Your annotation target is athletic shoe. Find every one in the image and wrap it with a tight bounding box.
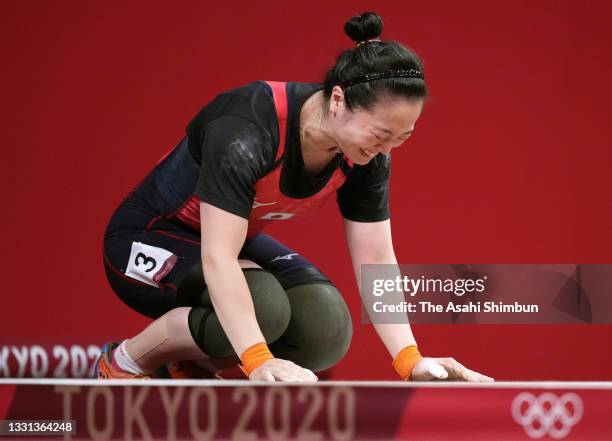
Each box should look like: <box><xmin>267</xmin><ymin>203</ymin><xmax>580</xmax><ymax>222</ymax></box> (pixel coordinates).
<box><xmin>94</xmin><ymin>342</ymin><xmax>150</xmax><ymax>379</ymax></box>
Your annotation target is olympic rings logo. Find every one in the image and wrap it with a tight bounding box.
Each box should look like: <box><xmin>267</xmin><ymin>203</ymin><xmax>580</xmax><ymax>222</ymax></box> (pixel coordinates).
<box><xmin>511</xmin><ymin>392</ymin><xmax>583</xmax><ymax>439</ymax></box>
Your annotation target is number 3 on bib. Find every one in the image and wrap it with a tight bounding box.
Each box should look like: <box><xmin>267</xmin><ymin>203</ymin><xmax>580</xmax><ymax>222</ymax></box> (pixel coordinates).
<box><xmin>125</xmin><ymin>241</ymin><xmax>178</xmax><ymax>287</ymax></box>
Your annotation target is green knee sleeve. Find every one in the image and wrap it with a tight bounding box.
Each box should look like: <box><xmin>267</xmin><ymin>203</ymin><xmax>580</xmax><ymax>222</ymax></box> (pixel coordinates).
<box><xmin>269</xmin><ymin>283</ymin><xmax>352</xmax><ymax>372</ymax></box>
<box><xmin>188</xmin><ymin>269</ymin><xmax>291</xmax><ymax>357</ymax></box>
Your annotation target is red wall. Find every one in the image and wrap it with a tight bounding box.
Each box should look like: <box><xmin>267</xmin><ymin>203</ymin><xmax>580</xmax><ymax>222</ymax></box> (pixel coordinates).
<box><xmin>1</xmin><ymin>0</ymin><xmax>611</xmax><ymax>380</ymax></box>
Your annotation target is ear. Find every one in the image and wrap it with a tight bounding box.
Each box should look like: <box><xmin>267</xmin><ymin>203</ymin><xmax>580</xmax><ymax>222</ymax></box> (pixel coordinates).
<box><xmin>329</xmin><ymin>85</ymin><xmax>345</xmax><ymax>116</ymax></box>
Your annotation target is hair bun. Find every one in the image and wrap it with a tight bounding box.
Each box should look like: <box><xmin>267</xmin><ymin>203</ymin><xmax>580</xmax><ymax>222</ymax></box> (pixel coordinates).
<box><xmin>344</xmin><ymin>11</ymin><xmax>383</xmax><ymax>43</ymax></box>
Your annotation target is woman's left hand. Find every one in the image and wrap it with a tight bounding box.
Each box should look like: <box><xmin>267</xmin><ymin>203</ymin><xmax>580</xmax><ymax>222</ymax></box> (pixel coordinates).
<box><xmin>411</xmin><ymin>357</ymin><xmax>494</xmax><ymax>382</ymax></box>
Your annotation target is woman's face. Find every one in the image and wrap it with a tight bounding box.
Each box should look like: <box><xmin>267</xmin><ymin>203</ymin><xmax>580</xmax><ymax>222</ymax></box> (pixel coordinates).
<box><xmin>328</xmin><ymin>86</ymin><xmax>424</xmax><ymax>165</ymax></box>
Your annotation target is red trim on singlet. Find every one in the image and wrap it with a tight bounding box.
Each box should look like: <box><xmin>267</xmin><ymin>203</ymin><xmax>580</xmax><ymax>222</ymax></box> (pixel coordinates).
<box><xmin>267</xmin><ymin>81</ymin><xmax>288</xmax><ymax>162</ymax></box>
<box><xmin>150</xmin><ymin>229</ymin><xmax>201</xmax><ymax>245</ymax></box>
<box><xmin>174</xmin><ymin>195</ymin><xmax>201</xmax><ymax>231</ymax></box>
<box><xmin>145</xmin><ymin>215</ymin><xmax>163</xmax><ymax>231</ymax></box>
<box><xmin>164</xmin><ymin>282</ymin><xmax>179</xmax><ymax>291</ymax></box>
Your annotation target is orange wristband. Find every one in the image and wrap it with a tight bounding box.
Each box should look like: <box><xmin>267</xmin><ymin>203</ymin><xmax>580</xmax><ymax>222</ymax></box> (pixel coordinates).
<box><xmin>239</xmin><ymin>342</ymin><xmax>274</xmax><ymax>377</ymax></box>
<box><xmin>392</xmin><ymin>345</ymin><xmax>423</xmax><ymax>380</ymax></box>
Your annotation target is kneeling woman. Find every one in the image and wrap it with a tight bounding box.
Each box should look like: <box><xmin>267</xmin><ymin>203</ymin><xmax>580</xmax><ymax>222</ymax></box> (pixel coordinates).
<box><xmin>97</xmin><ymin>12</ymin><xmax>493</xmax><ymax>383</ymax></box>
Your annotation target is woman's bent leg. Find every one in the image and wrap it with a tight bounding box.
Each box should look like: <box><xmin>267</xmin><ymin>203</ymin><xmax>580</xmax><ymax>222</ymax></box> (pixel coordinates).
<box><xmin>240</xmin><ymin>233</ymin><xmax>353</xmax><ymax>373</ymax></box>
<box><xmin>123</xmin><ymin>307</ymin><xmax>206</xmax><ymax>372</ymax></box>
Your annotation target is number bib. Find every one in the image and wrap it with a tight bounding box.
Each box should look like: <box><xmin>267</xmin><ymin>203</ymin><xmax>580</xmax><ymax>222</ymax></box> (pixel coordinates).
<box><xmin>125</xmin><ymin>241</ymin><xmax>178</xmax><ymax>287</ymax></box>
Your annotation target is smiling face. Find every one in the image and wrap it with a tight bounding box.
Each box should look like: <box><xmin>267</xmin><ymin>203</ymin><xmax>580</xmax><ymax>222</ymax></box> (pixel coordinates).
<box><xmin>327</xmin><ymin>86</ymin><xmax>424</xmax><ymax>165</ymax></box>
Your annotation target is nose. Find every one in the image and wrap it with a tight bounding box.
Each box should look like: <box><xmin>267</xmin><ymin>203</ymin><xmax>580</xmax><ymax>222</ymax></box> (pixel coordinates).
<box><xmin>375</xmin><ymin>143</ymin><xmax>393</xmax><ymax>155</ymax></box>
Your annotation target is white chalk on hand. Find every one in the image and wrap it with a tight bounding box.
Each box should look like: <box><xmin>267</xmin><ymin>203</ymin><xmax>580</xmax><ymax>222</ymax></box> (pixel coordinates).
<box><xmin>427</xmin><ymin>360</ymin><xmax>448</xmax><ymax>379</ymax></box>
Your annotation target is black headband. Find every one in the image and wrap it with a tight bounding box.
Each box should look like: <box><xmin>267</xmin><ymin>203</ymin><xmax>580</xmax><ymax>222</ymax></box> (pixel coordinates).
<box><xmin>339</xmin><ymin>68</ymin><xmax>425</xmax><ymax>89</ymax></box>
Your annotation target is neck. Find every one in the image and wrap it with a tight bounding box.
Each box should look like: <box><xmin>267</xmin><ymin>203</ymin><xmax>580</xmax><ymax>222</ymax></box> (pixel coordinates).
<box><xmin>299</xmin><ymin>91</ymin><xmax>339</xmax><ymax>156</ymax></box>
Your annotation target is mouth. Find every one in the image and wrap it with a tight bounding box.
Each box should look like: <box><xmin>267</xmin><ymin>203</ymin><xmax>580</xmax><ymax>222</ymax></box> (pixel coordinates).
<box><xmin>359</xmin><ymin>148</ymin><xmax>376</xmax><ymax>160</ymax></box>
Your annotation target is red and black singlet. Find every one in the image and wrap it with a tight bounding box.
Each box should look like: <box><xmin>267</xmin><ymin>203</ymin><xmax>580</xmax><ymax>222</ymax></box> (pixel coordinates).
<box><xmin>144</xmin><ymin>81</ymin><xmax>391</xmax><ymax>236</ymax></box>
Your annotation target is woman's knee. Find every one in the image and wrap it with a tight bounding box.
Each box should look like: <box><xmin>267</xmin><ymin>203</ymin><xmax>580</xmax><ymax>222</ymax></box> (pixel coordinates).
<box><xmin>245</xmin><ymin>269</ymin><xmax>291</xmax><ymax>341</ymax></box>
<box><xmin>271</xmin><ymin>283</ymin><xmax>353</xmax><ymax>372</ymax></box>
<box><xmin>187</xmin><ymin>269</ymin><xmax>291</xmax><ymax>357</ymax></box>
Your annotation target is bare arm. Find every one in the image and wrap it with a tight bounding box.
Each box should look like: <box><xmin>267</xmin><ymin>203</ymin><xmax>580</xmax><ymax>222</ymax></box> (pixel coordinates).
<box><xmin>199</xmin><ymin>202</ymin><xmax>265</xmax><ymax>357</ymax></box>
<box><xmin>199</xmin><ymin>202</ymin><xmax>317</xmax><ymax>382</ymax></box>
<box><xmin>343</xmin><ymin>218</ymin><xmax>416</xmax><ymax>359</ymax></box>
<box><xmin>344</xmin><ymin>217</ymin><xmax>493</xmax><ymax>382</ymax></box>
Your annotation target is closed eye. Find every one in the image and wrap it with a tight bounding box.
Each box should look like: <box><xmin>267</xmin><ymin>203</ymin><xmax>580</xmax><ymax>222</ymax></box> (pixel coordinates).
<box><xmin>399</xmin><ymin>134</ymin><xmax>412</xmax><ymax>141</ymax></box>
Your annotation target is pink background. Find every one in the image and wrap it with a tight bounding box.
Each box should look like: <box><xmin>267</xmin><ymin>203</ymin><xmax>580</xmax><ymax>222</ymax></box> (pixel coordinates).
<box><xmin>1</xmin><ymin>0</ymin><xmax>611</xmax><ymax>380</ymax></box>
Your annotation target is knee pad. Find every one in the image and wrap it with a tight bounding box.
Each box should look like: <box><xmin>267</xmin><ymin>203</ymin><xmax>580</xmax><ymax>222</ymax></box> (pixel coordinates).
<box><xmin>244</xmin><ymin>269</ymin><xmax>292</xmax><ymax>341</ymax></box>
<box><xmin>188</xmin><ymin>269</ymin><xmax>291</xmax><ymax>357</ymax></box>
<box><xmin>270</xmin><ymin>283</ymin><xmax>353</xmax><ymax>372</ymax></box>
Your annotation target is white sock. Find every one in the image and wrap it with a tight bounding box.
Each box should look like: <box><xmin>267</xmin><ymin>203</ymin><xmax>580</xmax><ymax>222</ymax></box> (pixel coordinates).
<box><xmin>114</xmin><ymin>340</ymin><xmax>149</xmax><ymax>375</ymax></box>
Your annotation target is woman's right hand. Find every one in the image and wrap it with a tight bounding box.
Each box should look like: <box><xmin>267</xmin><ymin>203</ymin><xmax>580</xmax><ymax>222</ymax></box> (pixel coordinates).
<box><xmin>249</xmin><ymin>358</ymin><xmax>318</xmax><ymax>382</ymax></box>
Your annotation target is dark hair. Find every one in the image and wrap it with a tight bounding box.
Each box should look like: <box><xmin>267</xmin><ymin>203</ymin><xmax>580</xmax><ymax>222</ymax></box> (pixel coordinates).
<box><xmin>324</xmin><ymin>12</ymin><xmax>427</xmax><ymax>111</ymax></box>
